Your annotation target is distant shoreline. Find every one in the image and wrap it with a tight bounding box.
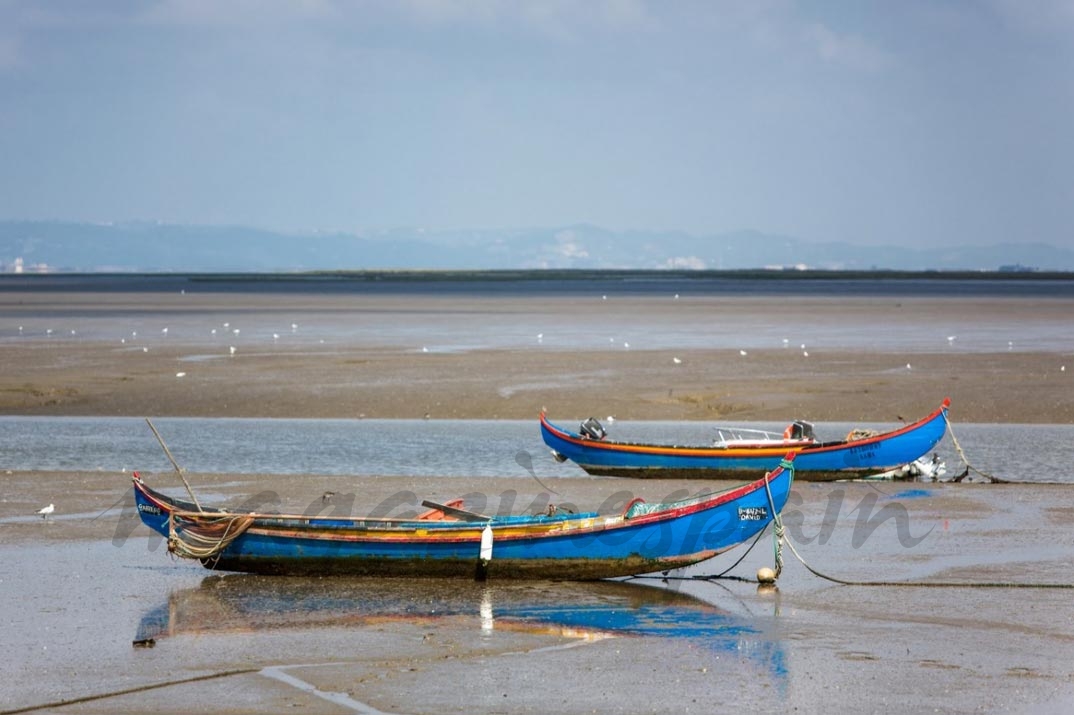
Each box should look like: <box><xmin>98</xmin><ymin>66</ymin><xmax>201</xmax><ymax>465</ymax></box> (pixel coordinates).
<box><xmin>1</xmin><ymin>268</ymin><xmax>1072</xmax><ymax>297</ymax></box>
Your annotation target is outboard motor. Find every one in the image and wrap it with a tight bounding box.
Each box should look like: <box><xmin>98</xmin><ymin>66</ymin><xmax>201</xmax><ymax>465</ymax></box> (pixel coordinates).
<box><xmin>579</xmin><ymin>417</ymin><xmax>607</xmax><ymax>440</ymax></box>
<box><xmin>787</xmin><ymin>420</ymin><xmax>816</xmax><ymax>441</ymax></box>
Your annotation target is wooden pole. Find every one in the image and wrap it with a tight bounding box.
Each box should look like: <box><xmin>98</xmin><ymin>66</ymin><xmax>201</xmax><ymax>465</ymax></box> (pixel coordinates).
<box><xmin>145</xmin><ymin>418</ymin><xmax>204</xmax><ymax>513</ymax></box>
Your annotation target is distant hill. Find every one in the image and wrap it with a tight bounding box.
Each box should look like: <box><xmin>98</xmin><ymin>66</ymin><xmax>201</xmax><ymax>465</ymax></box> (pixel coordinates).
<box><xmin>1</xmin><ymin>220</ymin><xmax>1070</xmax><ymax>272</ymax></box>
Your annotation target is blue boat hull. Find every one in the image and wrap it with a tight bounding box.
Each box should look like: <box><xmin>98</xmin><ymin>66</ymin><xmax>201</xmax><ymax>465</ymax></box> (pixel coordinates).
<box><xmin>540</xmin><ymin>400</ymin><xmax>950</xmax><ymax>481</ymax></box>
<box><xmin>132</xmin><ymin>462</ymin><xmax>794</xmax><ymax>580</ymax></box>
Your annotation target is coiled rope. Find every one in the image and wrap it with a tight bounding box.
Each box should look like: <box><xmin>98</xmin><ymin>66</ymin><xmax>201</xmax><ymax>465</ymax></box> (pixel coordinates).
<box><xmin>168</xmin><ymin>513</ymin><xmax>255</xmax><ymax>560</ymax></box>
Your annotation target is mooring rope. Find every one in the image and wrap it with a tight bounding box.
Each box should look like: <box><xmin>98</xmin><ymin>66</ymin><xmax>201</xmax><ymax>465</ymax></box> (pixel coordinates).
<box><xmin>776</xmin><ymin>533</ymin><xmax>1074</xmax><ymax>588</ymax></box>
<box><xmin>628</xmin><ymin>460</ymin><xmax>791</xmax><ymax>585</ymax></box>
<box><xmin>641</xmin><ymin>527</ymin><xmax>1074</xmax><ymax>589</ymax></box>
<box><xmin>943</xmin><ymin>412</ymin><xmax>1008</xmax><ymax>483</ymax></box>
<box><xmin>631</xmin><ymin>455</ymin><xmax>1074</xmax><ymax>589</ymax></box>
<box><xmin>0</xmin><ymin>668</ymin><xmax>260</xmax><ymax>715</ymax></box>
<box><xmin>763</xmin><ymin>462</ymin><xmax>788</xmax><ymax>579</ymax></box>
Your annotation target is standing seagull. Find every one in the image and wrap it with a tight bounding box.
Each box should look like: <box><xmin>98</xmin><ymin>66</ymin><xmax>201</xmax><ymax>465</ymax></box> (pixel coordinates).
<box><xmin>36</xmin><ymin>503</ymin><xmax>55</xmax><ymax>520</ymax></box>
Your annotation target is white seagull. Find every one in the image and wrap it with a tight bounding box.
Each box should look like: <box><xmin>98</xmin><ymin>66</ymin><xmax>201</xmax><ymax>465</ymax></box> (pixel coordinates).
<box><xmin>36</xmin><ymin>503</ymin><xmax>55</xmax><ymax>519</ymax></box>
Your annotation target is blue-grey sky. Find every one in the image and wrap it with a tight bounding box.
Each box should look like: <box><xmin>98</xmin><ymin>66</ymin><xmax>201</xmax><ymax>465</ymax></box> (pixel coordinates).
<box><xmin>1</xmin><ymin>1</ymin><xmax>1071</xmax><ymax>248</ymax></box>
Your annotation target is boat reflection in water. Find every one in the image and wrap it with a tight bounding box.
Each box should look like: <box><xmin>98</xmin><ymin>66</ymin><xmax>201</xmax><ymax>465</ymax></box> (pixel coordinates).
<box><xmin>135</xmin><ymin>575</ymin><xmax>786</xmax><ymax>680</ymax></box>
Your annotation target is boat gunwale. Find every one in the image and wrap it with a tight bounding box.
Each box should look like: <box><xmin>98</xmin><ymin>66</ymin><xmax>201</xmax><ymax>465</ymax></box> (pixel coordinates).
<box><xmin>133</xmin><ymin>460</ymin><xmax>792</xmax><ymax>543</ymax></box>
<box><xmin>539</xmin><ymin>398</ymin><xmax>950</xmax><ymax>459</ymax></box>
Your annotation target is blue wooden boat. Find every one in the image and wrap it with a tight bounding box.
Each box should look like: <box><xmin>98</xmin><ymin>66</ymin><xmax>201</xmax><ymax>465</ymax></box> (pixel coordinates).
<box><xmin>131</xmin><ymin>456</ymin><xmax>794</xmax><ymax>580</ymax></box>
<box><xmin>540</xmin><ymin>399</ymin><xmax>950</xmax><ymax>481</ymax></box>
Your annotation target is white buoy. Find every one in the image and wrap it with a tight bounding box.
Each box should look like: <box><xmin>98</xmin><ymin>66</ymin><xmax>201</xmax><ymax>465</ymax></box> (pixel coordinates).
<box><xmin>757</xmin><ymin>566</ymin><xmax>777</xmax><ymax>584</ymax></box>
<box><xmin>480</xmin><ymin>524</ymin><xmax>494</xmax><ymax>563</ymax></box>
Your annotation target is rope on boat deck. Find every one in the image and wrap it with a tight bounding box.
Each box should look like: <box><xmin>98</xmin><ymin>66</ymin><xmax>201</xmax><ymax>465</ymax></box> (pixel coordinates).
<box><xmin>942</xmin><ymin>412</ymin><xmax>1008</xmax><ymax>483</ymax></box>
<box><xmin>168</xmin><ymin>513</ymin><xmax>255</xmax><ymax>560</ymax></box>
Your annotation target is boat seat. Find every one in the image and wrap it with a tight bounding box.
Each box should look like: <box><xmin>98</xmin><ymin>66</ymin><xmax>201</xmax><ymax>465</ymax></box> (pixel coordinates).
<box><xmin>419</xmin><ymin>499</ymin><xmax>490</xmax><ymax>522</ymax></box>
<box><xmin>416</xmin><ymin>498</ymin><xmax>466</xmax><ymax>521</ymax></box>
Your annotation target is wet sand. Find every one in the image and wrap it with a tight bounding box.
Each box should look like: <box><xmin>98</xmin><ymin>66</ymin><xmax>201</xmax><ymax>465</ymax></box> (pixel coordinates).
<box><xmin>2</xmin><ymin>470</ymin><xmax>1074</xmax><ymax>713</ymax></box>
<box><xmin>0</xmin><ymin>290</ymin><xmax>1071</xmax><ymax>423</ymax></box>
<box><xmin>2</xmin><ymin>286</ymin><xmax>1074</xmax><ymax>713</ymax></box>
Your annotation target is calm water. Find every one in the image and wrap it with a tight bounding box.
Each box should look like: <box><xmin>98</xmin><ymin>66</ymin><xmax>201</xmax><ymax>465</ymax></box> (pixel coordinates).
<box><xmin>1</xmin><ymin>416</ymin><xmax>1069</xmax><ymax>484</ymax></box>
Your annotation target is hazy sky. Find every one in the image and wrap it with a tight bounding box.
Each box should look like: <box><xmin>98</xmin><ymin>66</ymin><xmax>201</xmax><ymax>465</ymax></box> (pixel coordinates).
<box><xmin>1</xmin><ymin>1</ymin><xmax>1071</xmax><ymax>248</ymax></box>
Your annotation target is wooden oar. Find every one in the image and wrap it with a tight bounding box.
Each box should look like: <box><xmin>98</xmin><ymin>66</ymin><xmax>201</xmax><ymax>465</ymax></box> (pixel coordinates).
<box><xmin>145</xmin><ymin>417</ymin><xmax>204</xmax><ymax>513</ymax></box>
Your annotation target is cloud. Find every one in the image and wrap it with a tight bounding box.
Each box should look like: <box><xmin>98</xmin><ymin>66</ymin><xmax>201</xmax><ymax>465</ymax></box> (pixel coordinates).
<box><xmin>804</xmin><ymin>21</ymin><xmax>893</xmax><ymax>72</ymax></box>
